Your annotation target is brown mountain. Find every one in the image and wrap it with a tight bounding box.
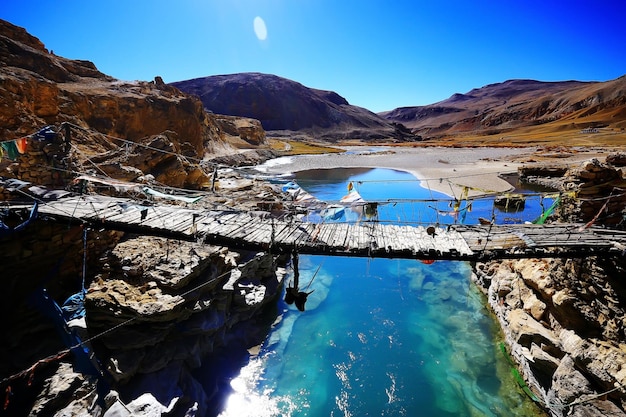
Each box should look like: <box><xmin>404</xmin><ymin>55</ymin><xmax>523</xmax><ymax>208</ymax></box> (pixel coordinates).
<box><xmin>171</xmin><ymin>73</ymin><xmax>417</xmax><ymax>142</ymax></box>
<box><xmin>381</xmin><ymin>77</ymin><xmax>626</xmax><ymax>143</ymax></box>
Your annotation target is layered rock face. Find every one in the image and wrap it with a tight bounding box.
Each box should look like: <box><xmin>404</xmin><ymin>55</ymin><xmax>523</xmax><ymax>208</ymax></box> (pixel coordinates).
<box><xmin>4</xmin><ymin>230</ymin><xmax>287</xmax><ymax>417</ymax></box>
<box><xmin>0</xmin><ymin>129</ymin><xmax>288</xmax><ymax>416</ymax></box>
<box><xmin>0</xmin><ymin>19</ymin><xmax>269</xmax><ymax>168</ymax></box>
<box><xmin>84</xmin><ymin>237</ymin><xmax>287</xmax><ymax>415</ymax></box>
<box><xmin>474</xmin><ymin>257</ymin><xmax>626</xmax><ymax>417</ymax></box>
<box><xmin>473</xmin><ymin>156</ymin><xmax>626</xmax><ymax>416</ymax></box>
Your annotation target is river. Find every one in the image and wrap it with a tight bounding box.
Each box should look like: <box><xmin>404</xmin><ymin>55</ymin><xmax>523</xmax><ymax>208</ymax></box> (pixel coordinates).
<box><xmin>214</xmin><ymin>166</ymin><xmax>548</xmax><ymax>416</ymax></box>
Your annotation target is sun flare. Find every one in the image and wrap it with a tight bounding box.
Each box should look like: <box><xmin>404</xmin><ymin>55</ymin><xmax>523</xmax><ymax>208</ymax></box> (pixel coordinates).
<box><xmin>253</xmin><ymin>16</ymin><xmax>267</xmax><ymax>41</ymax></box>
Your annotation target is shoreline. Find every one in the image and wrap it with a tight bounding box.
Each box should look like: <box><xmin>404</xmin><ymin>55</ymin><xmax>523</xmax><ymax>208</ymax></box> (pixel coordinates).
<box><xmin>258</xmin><ymin>146</ymin><xmax>528</xmax><ymax>197</ymax></box>
<box><xmin>258</xmin><ymin>145</ymin><xmax>611</xmax><ymax>197</ymax></box>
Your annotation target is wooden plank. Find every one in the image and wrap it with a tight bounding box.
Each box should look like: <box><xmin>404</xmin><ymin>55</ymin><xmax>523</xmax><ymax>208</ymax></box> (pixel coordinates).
<box><xmin>385</xmin><ymin>224</ymin><xmax>398</xmax><ymax>251</ymax></box>
<box><xmin>370</xmin><ymin>223</ymin><xmax>382</xmax><ymax>252</ymax></box>
<box><xmin>323</xmin><ymin>223</ymin><xmax>340</xmax><ymax>247</ymax></box>
<box><xmin>272</xmin><ymin>220</ymin><xmax>298</xmax><ymax>242</ymax></box>
<box><xmin>246</xmin><ymin>223</ymin><xmax>273</xmax><ymax>244</ymax></box>
<box><xmin>293</xmin><ymin>223</ymin><xmax>316</xmax><ymax>248</ymax></box>
<box><xmin>401</xmin><ymin>226</ymin><xmax>415</xmax><ymax>255</ymax></box>
<box><xmin>200</xmin><ymin>213</ymin><xmax>242</xmax><ymax>234</ymax></box>
<box><xmin>222</xmin><ymin>216</ymin><xmax>261</xmax><ymax>239</ymax></box>
<box><xmin>343</xmin><ymin>224</ymin><xmax>355</xmax><ymax>250</ymax></box>
<box><xmin>10</xmin><ymin>196</ymin><xmax>626</xmax><ymax>260</ymax></box>
<box><xmin>143</xmin><ymin>208</ymin><xmax>186</xmax><ymax>230</ymax></box>
<box><xmin>357</xmin><ymin>223</ymin><xmax>367</xmax><ymax>250</ymax></box>
<box><xmin>415</xmin><ymin>226</ymin><xmax>432</xmax><ymax>252</ymax></box>
<box><xmin>163</xmin><ymin>210</ymin><xmax>202</xmax><ymax>232</ymax></box>
<box><xmin>392</xmin><ymin>225</ymin><xmax>406</xmax><ymax>251</ymax></box>
<box><xmin>314</xmin><ymin>223</ymin><xmax>333</xmax><ymax>247</ymax></box>
<box><xmin>282</xmin><ymin>223</ymin><xmax>312</xmax><ymax>246</ymax></box>
<box><xmin>86</xmin><ymin>202</ymin><xmax>126</xmax><ymax>220</ymax></box>
<box><xmin>281</xmin><ymin>223</ymin><xmax>302</xmax><ymax>246</ymax></box>
<box><xmin>334</xmin><ymin>223</ymin><xmax>350</xmax><ymax>249</ymax></box>
<box><xmin>329</xmin><ymin>223</ymin><xmax>349</xmax><ymax>249</ymax></box>
<box><xmin>405</xmin><ymin>226</ymin><xmax>421</xmax><ymax>253</ymax></box>
<box><xmin>368</xmin><ymin>223</ymin><xmax>379</xmax><ymax>246</ymax></box>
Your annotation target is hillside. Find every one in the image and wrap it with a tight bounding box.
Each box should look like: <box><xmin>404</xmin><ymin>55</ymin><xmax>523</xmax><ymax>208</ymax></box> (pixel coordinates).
<box><xmin>0</xmin><ymin>19</ymin><xmax>269</xmax><ymax>183</ymax></box>
<box><xmin>171</xmin><ymin>72</ymin><xmax>417</xmax><ymax>142</ymax></box>
<box><xmin>381</xmin><ymin>77</ymin><xmax>626</xmax><ymax>145</ymax></box>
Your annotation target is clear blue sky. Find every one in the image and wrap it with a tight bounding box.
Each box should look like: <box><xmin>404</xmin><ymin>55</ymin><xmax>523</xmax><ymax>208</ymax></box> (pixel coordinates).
<box><xmin>2</xmin><ymin>0</ymin><xmax>625</xmax><ymax>113</ymax></box>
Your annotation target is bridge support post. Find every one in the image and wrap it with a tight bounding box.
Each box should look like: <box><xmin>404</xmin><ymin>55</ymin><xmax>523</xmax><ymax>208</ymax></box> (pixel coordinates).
<box><xmin>285</xmin><ymin>251</ymin><xmax>299</xmax><ymax>305</ymax></box>
<box><xmin>211</xmin><ymin>166</ymin><xmax>218</xmax><ymax>193</ymax></box>
<box><xmin>63</xmin><ymin>122</ymin><xmax>71</xmax><ymax>153</ymax></box>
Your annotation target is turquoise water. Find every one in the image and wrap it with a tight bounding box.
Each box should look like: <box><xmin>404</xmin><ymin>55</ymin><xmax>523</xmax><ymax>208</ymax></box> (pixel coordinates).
<box><xmin>293</xmin><ymin>167</ymin><xmax>554</xmax><ymax>226</ymax></box>
<box><xmin>218</xmin><ymin>168</ymin><xmax>546</xmax><ymax>417</ymax></box>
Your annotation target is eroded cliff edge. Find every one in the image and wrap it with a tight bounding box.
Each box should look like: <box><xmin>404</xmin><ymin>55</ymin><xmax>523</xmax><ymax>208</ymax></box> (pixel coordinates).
<box><xmin>472</xmin><ymin>156</ymin><xmax>626</xmax><ymax>417</ymax></box>
<box><xmin>1</xmin><ymin>18</ymin><xmax>285</xmax><ymax>417</ymax></box>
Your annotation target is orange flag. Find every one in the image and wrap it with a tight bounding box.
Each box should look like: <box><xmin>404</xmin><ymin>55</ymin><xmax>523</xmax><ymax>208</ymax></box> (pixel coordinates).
<box><xmin>15</xmin><ymin>137</ymin><xmax>27</xmax><ymax>154</ymax></box>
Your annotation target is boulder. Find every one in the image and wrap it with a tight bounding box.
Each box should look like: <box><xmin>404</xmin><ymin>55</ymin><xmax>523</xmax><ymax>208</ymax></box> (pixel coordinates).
<box><xmin>214</xmin><ymin>115</ymin><xmax>267</xmax><ymax>148</ymax></box>
<box><xmin>606</xmin><ymin>152</ymin><xmax>626</xmax><ymax>167</ymax></box>
<box><xmin>528</xmin><ymin>343</ymin><xmax>560</xmax><ymax>383</ymax></box>
<box><xmin>516</xmin><ymin>259</ymin><xmax>556</xmax><ymax>299</ymax></box>
<box><xmin>29</xmin><ymin>362</ymin><xmax>100</xmax><ymax>417</ymax></box>
<box><xmin>507</xmin><ymin>309</ymin><xmax>560</xmax><ymax>350</ymax></box>
<box><xmin>548</xmin><ymin>355</ymin><xmax>626</xmax><ymax>417</ymax></box>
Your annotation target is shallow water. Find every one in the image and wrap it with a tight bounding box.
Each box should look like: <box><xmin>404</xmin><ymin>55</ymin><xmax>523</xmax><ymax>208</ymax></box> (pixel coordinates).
<box><xmin>293</xmin><ymin>167</ymin><xmax>554</xmax><ymax>226</ymax></box>
<box><xmin>217</xmin><ymin>168</ymin><xmax>547</xmax><ymax>417</ymax></box>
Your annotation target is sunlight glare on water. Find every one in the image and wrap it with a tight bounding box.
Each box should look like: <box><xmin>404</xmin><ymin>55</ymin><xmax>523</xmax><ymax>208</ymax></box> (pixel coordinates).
<box><xmin>218</xmin><ymin>167</ymin><xmax>546</xmax><ymax>417</ymax></box>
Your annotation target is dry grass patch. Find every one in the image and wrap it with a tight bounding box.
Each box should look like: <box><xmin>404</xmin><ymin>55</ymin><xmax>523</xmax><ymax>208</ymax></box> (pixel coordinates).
<box><xmin>405</xmin><ymin>125</ymin><xmax>626</xmax><ymax>148</ymax></box>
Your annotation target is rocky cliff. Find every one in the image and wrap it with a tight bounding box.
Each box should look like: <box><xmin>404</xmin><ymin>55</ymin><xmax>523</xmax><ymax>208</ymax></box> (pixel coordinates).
<box><xmin>0</xmin><ymin>129</ymin><xmax>290</xmax><ymax>417</ymax></box>
<box><xmin>472</xmin><ymin>156</ymin><xmax>626</xmax><ymax>417</ymax></box>
<box><xmin>0</xmin><ymin>19</ymin><xmax>283</xmax><ymax>417</ymax></box>
<box><xmin>1</xmin><ymin>219</ymin><xmax>288</xmax><ymax>417</ymax></box>
<box><xmin>0</xmin><ymin>18</ymin><xmax>270</xmax><ymax>188</ymax></box>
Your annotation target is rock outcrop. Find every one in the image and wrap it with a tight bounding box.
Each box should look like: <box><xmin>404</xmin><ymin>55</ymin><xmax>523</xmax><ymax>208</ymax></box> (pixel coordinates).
<box><xmin>473</xmin><ymin>155</ymin><xmax>626</xmax><ymax>416</ymax></box>
<box><xmin>473</xmin><ymin>257</ymin><xmax>626</xmax><ymax>417</ymax></box>
<box><xmin>0</xmin><ymin>117</ymin><xmax>288</xmax><ymax>416</ymax></box>
<box><xmin>85</xmin><ymin>237</ymin><xmax>287</xmax><ymax>406</ymax></box>
<box><xmin>0</xmin><ymin>19</ymin><xmax>269</xmax><ymax>177</ymax></box>
<box><xmin>519</xmin><ymin>154</ymin><xmax>626</xmax><ymax>227</ymax></box>
<box><xmin>1</xmin><ymin>188</ymin><xmax>290</xmax><ymax>417</ymax></box>
<box><xmin>0</xmin><ymin>19</ymin><xmax>283</xmax><ymax>417</ymax></box>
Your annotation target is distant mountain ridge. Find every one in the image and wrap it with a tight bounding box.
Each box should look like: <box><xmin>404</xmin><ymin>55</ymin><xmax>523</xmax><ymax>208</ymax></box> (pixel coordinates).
<box><xmin>380</xmin><ymin>77</ymin><xmax>626</xmax><ymax>139</ymax></box>
<box><xmin>171</xmin><ymin>73</ymin><xmax>416</xmax><ymax>142</ymax></box>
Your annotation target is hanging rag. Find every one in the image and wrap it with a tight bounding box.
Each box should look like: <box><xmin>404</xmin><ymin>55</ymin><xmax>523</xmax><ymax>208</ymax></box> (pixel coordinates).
<box><xmin>0</xmin><ymin>202</ymin><xmax>38</xmax><ymax>237</ymax></box>
<box><xmin>15</xmin><ymin>137</ymin><xmax>28</xmax><ymax>154</ymax></box>
<box><xmin>533</xmin><ymin>196</ymin><xmax>561</xmax><ymax>224</ymax></box>
<box><xmin>34</xmin><ymin>126</ymin><xmax>57</xmax><ymax>141</ymax></box>
<box><xmin>282</xmin><ymin>181</ymin><xmax>300</xmax><ymax>192</ymax></box>
<box><xmin>143</xmin><ymin>187</ymin><xmax>203</xmax><ymax>203</ymax></box>
<box><xmin>0</xmin><ymin>141</ymin><xmax>19</xmax><ymax>160</ymax></box>
<box><xmin>62</xmin><ymin>292</ymin><xmax>86</xmax><ymax>322</ymax></box>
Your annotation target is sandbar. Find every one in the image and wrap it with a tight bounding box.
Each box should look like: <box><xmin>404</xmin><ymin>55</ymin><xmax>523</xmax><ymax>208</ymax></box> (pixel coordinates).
<box><xmin>258</xmin><ymin>146</ymin><xmax>610</xmax><ymax>197</ymax></box>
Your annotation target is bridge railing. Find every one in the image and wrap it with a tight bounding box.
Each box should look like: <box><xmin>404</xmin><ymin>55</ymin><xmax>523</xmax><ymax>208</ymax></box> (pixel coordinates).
<box><xmin>279</xmin><ymin>192</ymin><xmax>562</xmax><ymax>228</ymax></box>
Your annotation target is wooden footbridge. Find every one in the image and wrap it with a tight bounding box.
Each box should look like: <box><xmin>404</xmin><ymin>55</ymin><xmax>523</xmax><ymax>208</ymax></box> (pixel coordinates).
<box><xmin>10</xmin><ymin>194</ymin><xmax>626</xmax><ymax>261</ymax></box>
